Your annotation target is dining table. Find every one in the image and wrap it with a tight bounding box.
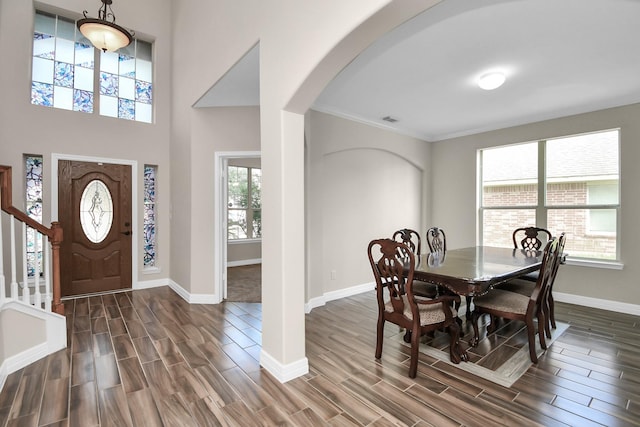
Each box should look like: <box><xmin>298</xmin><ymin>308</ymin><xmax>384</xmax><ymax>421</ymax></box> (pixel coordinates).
<box><xmin>415</xmin><ymin>245</ymin><xmax>544</xmax><ymax>324</ymax></box>
<box><xmin>414</xmin><ymin>246</ymin><xmax>544</xmax><ymax>297</ymax></box>
<box><xmin>411</xmin><ymin>246</ymin><xmax>544</xmax><ymax>363</ymax></box>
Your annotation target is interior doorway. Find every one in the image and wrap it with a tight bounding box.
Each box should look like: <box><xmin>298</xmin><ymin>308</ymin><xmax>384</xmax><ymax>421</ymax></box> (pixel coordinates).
<box><xmin>214</xmin><ymin>151</ymin><xmax>261</xmax><ymax>302</ymax></box>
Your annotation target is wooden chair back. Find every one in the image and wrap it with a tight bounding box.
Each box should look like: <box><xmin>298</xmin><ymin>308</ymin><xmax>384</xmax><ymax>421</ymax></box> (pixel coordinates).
<box><xmin>369</xmin><ymin>238</ymin><xmax>416</xmax><ymax>320</ymax></box>
<box><xmin>426</xmin><ymin>227</ymin><xmax>446</xmax><ymax>256</ymax></box>
<box><xmin>392</xmin><ymin>228</ymin><xmax>421</xmax><ymax>256</ymax></box>
<box><xmin>513</xmin><ymin>226</ymin><xmax>552</xmax><ymax>251</ymax></box>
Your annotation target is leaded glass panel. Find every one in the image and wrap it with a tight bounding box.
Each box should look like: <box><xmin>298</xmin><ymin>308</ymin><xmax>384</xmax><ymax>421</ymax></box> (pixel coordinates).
<box><xmin>74</xmin><ymin>90</ymin><xmax>93</xmax><ymax>113</ymax></box>
<box><xmin>53</xmin><ymin>86</ymin><xmax>73</xmax><ymax>110</ymax></box>
<box><xmin>99</xmin><ymin>40</ymin><xmax>153</xmax><ymax>123</ymax></box>
<box><xmin>120</xmin><ymin>77</ymin><xmax>135</xmax><ymax>100</ymax></box>
<box><xmin>119</xmin><ymin>99</ymin><xmax>135</xmax><ymax>120</ymax></box>
<box><xmin>31</xmin><ymin>82</ymin><xmax>53</xmax><ymax>107</ymax></box>
<box><xmin>136</xmin><ymin>81</ymin><xmax>152</xmax><ymax>103</ymax></box>
<box><xmin>32</xmin><ymin>57</ymin><xmax>54</xmax><ymax>84</ymax></box>
<box><xmin>80</xmin><ymin>180</ymin><xmax>114</xmax><ymax>244</ymax></box>
<box><xmin>100</xmin><ymin>72</ymin><xmax>118</xmax><ymax>96</ymax></box>
<box><xmin>31</xmin><ymin>11</ymin><xmax>92</xmax><ymax>113</ymax></box>
<box><xmin>74</xmin><ymin>66</ymin><xmax>93</xmax><ymax>91</ymax></box>
<box><xmin>33</xmin><ymin>34</ymin><xmax>55</xmax><ymax>59</ymax></box>
<box><xmin>25</xmin><ymin>156</ymin><xmax>44</xmax><ymax>277</ymax></box>
<box><xmin>75</xmin><ymin>42</ymin><xmax>94</xmax><ymax>68</ymax></box>
<box><xmin>100</xmin><ymin>95</ymin><xmax>118</xmax><ymax>118</ymax></box>
<box><xmin>136</xmin><ymin>103</ymin><xmax>152</xmax><ymax>123</ymax></box>
<box><xmin>143</xmin><ymin>165</ymin><xmax>157</xmax><ymax>267</ymax></box>
<box><xmin>54</xmin><ymin>62</ymin><xmax>74</xmax><ymax>87</ymax></box>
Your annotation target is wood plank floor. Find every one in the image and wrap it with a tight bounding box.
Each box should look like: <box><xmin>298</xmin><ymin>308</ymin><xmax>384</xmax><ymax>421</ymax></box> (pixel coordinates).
<box><xmin>1</xmin><ymin>286</ymin><xmax>639</xmax><ymax>426</ymax></box>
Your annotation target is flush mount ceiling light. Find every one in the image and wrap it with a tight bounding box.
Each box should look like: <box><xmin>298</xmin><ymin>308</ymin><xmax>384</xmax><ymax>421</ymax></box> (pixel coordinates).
<box><xmin>77</xmin><ymin>0</ymin><xmax>133</xmax><ymax>52</ymax></box>
<box><xmin>478</xmin><ymin>71</ymin><xmax>506</xmax><ymax>90</ymax></box>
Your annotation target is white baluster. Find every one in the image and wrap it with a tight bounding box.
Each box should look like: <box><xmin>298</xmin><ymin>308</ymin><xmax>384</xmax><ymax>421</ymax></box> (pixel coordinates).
<box><xmin>0</xmin><ymin>211</ymin><xmax>5</xmax><ymax>304</ymax></box>
<box><xmin>34</xmin><ymin>230</ymin><xmax>42</xmax><ymax>308</ymax></box>
<box><xmin>10</xmin><ymin>216</ymin><xmax>18</xmax><ymax>299</ymax></box>
<box><xmin>44</xmin><ymin>235</ymin><xmax>52</xmax><ymax>312</ymax></box>
<box><xmin>22</xmin><ymin>222</ymin><xmax>30</xmax><ymax>304</ymax></box>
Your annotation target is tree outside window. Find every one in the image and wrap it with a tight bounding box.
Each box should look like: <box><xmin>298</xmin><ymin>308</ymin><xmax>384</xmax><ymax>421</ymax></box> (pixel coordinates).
<box><xmin>228</xmin><ymin>166</ymin><xmax>261</xmax><ymax>240</ymax></box>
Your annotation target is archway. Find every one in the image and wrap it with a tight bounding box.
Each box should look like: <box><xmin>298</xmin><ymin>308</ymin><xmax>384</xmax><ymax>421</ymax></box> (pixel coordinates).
<box><xmin>259</xmin><ymin>0</ymin><xmax>443</xmax><ymax>382</ymax></box>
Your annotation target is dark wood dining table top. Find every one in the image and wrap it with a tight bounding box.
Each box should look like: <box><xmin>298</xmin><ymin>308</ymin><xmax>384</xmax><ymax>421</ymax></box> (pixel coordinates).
<box><xmin>414</xmin><ymin>246</ymin><xmax>543</xmax><ymax>297</ymax></box>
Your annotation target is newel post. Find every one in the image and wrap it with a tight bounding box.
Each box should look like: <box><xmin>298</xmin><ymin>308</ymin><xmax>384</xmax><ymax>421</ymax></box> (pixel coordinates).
<box><xmin>50</xmin><ymin>221</ymin><xmax>64</xmax><ymax>315</ymax></box>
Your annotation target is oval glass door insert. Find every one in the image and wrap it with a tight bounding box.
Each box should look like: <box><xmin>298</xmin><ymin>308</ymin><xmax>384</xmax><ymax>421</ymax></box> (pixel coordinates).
<box><xmin>80</xmin><ymin>179</ymin><xmax>114</xmax><ymax>243</ymax></box>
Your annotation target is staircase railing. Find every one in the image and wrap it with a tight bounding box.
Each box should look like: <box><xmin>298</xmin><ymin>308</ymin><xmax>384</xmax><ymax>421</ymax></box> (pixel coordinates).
<box><xmin>0</xmin><ymin>165</ymin><xmax>64</xmax><ymax>315</ymax></box>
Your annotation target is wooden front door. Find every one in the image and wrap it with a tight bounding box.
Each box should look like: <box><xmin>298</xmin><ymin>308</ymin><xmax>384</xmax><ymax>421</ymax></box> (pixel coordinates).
<box><xmin>59</xmin><ymin>160</ymin><xmax>132</xmax><ymax>297</ymax></box>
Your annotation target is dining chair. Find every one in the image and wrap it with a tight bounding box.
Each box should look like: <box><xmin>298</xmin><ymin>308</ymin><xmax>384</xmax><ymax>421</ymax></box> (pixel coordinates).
<box><xmin>426</xmin><ymin>227</ymin><xmax>446</xmax><ymax>260</ymax></box>
<box><xmin>368</xmin><ymin>238</ymin><xmax>464</xmax><ymax>377</ymax></box>
<box><xmin>513</xmin><ymin>226</ymin><xmax>553</xmax><ymax>252</ymax></box>
<box><xmin>470</xmin><ymin>237</ymin><xmax>560</xmax><ymax>363</ymax></box>
<box><xmin>502</xmin><ymin>233</ymin><xmax>566</xmax><ymax>335</ymax></box>
<box><xmin>426</xmin><ymin>226</ymin><xmax>472</xmax><ymax>318</ymax></box>
<box><xmin>392</xmin><ymin>228</ymin><xmax>438</xmax><ymax>299</ymax></box>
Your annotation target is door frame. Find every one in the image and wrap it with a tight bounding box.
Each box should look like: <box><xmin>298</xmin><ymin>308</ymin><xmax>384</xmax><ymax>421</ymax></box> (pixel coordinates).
<box><xmin>214</xmin><ymin>151</ymin><xmax>261</xmax><ymax>302</ymax></box>
<box><xmin>51</xmin><ymin>153</ymin><xmax>139</xmax><ymax>290</ymax></box>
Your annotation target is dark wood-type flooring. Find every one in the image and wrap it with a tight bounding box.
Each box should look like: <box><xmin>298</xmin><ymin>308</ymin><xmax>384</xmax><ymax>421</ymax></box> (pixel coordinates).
<box><xmin>1</xmin><ymin>287</ymin><xmax>639</xmax><ymax>426</ymax></box>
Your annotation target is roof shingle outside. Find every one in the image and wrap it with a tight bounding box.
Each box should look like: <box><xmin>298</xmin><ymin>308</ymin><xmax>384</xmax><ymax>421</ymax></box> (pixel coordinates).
<box><xmin>483</xmin><ymin>130</ymin><xmax>618</xmax><ymax>183</ymax></box>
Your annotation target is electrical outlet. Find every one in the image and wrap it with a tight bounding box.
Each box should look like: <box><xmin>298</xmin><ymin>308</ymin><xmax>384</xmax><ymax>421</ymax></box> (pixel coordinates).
<box><xmin>330</xmin><ymin>270</ymin><xmax>336</xmax><ymax>280</ymax></box>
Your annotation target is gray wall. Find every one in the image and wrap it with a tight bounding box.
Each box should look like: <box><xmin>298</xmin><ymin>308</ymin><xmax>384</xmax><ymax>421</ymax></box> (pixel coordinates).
<box><xmin>305</xmin><ymin>110</ymin><xmax>431</xmax><ymax>301</ymax></box>
<box><xmin>0</xmin><ymin>307</ymin><xmax>46</xmax><ymax>361</ymax></box>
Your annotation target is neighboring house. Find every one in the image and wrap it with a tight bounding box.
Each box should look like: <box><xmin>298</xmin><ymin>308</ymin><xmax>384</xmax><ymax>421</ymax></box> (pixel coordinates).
<box><xmin>1</xmin><ymin>0</ymin><xmax>639</xmax><ymax>390</ymax></box>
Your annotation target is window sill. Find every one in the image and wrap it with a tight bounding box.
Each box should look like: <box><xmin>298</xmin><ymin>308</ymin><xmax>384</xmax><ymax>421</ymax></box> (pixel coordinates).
<box><xmin>565</xmin><ymin>258</ymin><xmax>623</xmax><ymax>270</ymax></box>
<box><xmin>228</xmin><ymin>238</ymin><xmax>262</xmax><ymax>245</ymax></box>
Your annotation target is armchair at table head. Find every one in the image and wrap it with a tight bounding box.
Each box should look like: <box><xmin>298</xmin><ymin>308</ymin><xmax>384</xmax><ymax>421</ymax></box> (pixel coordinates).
<box><xmin>499</xmin><ymin>232</ymin><xmax>567</xmax><ymax>335</ymax></box>
<box><xmin>367</xmin><ymin>238</ymin><xmax>464</xmax><ymax>378</ymax></box>
<box><xmin>426</xmin><ymin>227</ymin><xmax>447</xmax><ymax>262</ymax></box>
<box><xmin>470</xmin><ymin>236</ymin><xmax>561</xmax><ymax>363</ymax></box>
<box><xmin>392</xmin><ymin>228</ymin><xmax>438</xmax><ymax>299</ymax></box>
<box><xmin>513</xmin><ymin>226</ymin><xmax>552</xmax><ymax>251</ymax></box>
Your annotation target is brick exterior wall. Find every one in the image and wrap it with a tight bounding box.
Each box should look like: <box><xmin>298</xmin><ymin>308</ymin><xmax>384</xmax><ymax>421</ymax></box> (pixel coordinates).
<box><xmin>483</xmin><ymin>182</ymin><xmax>616</xmax><ymax>259</ymax></box>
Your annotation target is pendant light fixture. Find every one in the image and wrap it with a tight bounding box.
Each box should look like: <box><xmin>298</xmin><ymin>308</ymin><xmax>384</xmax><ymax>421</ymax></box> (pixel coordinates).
<box><xmin>77</xmin><ymin>0</ymin><xmax>133</xmax><ymax>52</ymax></box>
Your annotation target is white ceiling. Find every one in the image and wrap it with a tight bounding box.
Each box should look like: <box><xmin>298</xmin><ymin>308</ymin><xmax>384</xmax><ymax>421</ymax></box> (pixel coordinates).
<box><xmin>195</xmin><ymin>0</ymin><xmax>640</xmax><ymax>141</ymax></box>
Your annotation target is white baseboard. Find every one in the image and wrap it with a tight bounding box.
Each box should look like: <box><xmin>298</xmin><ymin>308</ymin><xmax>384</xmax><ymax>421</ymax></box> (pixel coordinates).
<box><xmin>303</xmin><ymin>284</ymin><xmax>640</xmax><ymax>318</ymax></box>
<box><xmin>227</xmin><ymin>259</ymin><xmax>262</xmax><ymax>267</ymax></box>
<box><xmin>260</xmin><ymin>349</ymin><xmax>309</xmax><ymax>383</ymax></box>
<box><xmin>555</xmin><ymin>292</ymin><xmax>640</xmax><ymax>316</ymax></box>
<box><xmin>0</xmin><ymin>301</ymin><xmax>67</xmax><ymax>392</ymax></box>
<box><xmin>168</xmin><ymin>279</ymin><xmax>220</xmax><ymax>304</ymax></box>
<box><xmin>136</xmin><ymin>278</ymin><xmax>170</xmax><ymax>290</ymax></box>
<box><xmin>305</xmin><ymin>282</ymin><xmax>374</xmax><ymax>313</ymax></box>
<box><xmin>0</xmin><ymin>342</ymin><xmax>50</xmax><ymax>392</ymax></box>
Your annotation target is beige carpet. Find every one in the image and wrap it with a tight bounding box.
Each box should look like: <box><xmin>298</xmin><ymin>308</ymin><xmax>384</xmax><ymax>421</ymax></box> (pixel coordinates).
<box><xmin>226</xmin><ymin>264</ymin><xmax>261</xmax><ymax>302</ymax></box>
<box><xmin>392</xmin><ymin>317</ymin><xmax>569</xmax><ymax>387</ymax></box>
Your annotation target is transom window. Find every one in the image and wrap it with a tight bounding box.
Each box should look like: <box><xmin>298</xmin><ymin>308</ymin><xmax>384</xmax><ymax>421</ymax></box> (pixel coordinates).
<box><xmin>31</xmin><ymin>10</ymin><xmax>152</xmax><ymax>122</ymax></box>
<box><xmin>228</xmin><ymin>166</ymin><xmax>261</xmax><ymax>240</ymax></box>
<box><xmin>480</xmin><ymin>129</ymin><xmax>620</xmax><ymax>261</ymax></box>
